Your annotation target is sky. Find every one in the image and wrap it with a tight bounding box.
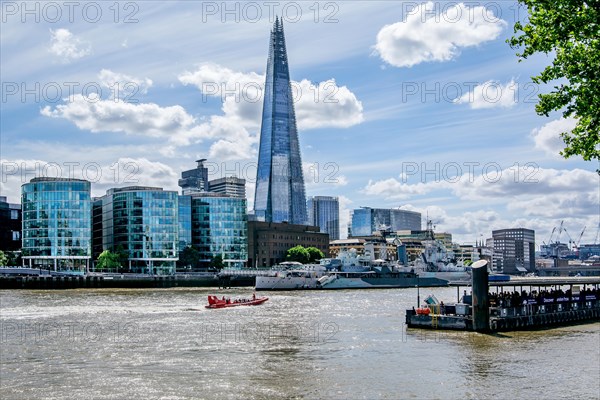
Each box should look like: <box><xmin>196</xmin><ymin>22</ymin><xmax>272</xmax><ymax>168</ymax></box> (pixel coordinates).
<box><xmin>1</xmin><ymin>1</ymin><xmax>599</xmax><ymax>247</ymax></box>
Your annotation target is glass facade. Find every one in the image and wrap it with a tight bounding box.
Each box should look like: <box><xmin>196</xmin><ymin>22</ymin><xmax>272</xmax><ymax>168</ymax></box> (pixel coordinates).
<box><xmin>191</xmin><ymin>195</ymin><xmax>247</xmax><ymax>269</ymax></box>
<box><xmin>254</xmin><ymin>18</ymin><xmax>307</xmax><ymax>225</ymax></box>
<box><xmin>21</xmin><ymin>178</ymin><xmax>91</xmax><ymax>273</ymax></box>
<box><xmin>100</xmin><ymin>187</ymin><xmax>178</xmax><ymax>275</ymax></box>
<box><xmin>350</xmin><ymin>208</ymin><xmax>372</xmax><ymax>237</ymax></box>
<box><xmin>307</xmin><ymin>196</ymin><xmax>340</xmax><ymax>240</ymax></box>
<box><xmin>178</xmin><ymin>195</ymin><xmax>192</xmax><ymax>251</ymax></box>
<box><xmin>350</xmin><ymin>208</ymin><xmax>422</xmax><ymax>237</ymax></box>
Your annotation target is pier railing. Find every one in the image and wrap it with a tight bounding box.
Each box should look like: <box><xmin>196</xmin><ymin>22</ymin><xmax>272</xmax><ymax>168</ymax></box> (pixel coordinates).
<box><xmin>489</xmin><ymin>295</ymin><xmax>599</xmax><ymax>318</ymax></box>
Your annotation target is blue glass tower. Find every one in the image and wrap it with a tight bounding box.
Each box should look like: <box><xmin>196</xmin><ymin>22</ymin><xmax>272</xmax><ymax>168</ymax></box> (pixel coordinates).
<box><xmin>254</xmin><ymin>18</ymin><xmax>307</xmax><ymax>225</ymax></box>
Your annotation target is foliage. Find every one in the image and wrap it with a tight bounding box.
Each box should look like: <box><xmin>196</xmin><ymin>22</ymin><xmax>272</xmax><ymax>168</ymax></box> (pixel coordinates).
<box><xmin>96</xmin><ymin>250</ymin><xmax>121</xmax><ymax>271</ymax></box>
<box><xmin>508</xmin><ymin>0</ymin><xmax>599</xmax><ymax>162</ymax></box>
<box><xmin>306</xmin><ymin>246</ymin><xmax>325</xmax><ymax>263</ymax></box>
<box><xmin>177</xmin><ymin>246</ymin><xmax>201</xmax><ymax>269</ymax></box>
<box><xmin>0</xmin><ymin>250</ymin><xmax>8</xmax><ymax>267</ymax></box>
<box><xmin>211</xmin><ymin>254</ymin><xmax>224</xmax><ymax>270</ymax></box>
<box><xmin>114</xmin><ymin>245</ymin><xmax>129</xmax><ymax>269</ymax></box>
<box><xmin>6</xmin><ymin>251</ymin><xmax>21</xmax><ymax>266</ymax></box>
<box><xmin>285</xmin><ymin>245</ymin><xmax>310</xmax><ymax>264</ymax></box>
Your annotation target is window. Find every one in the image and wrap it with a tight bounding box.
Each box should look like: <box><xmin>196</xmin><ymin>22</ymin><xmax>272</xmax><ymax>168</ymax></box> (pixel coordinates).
<box><xmin>10</xmin><ymin>210</ymin><xmax>19</xmax><ymax>219</ymax></box>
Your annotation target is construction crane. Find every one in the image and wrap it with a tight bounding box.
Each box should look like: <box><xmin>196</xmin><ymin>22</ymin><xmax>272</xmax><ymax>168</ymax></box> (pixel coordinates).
<box><xmin>545</xmin><ymin>226</ymin><xmax>557</xmax><ymax>246</ymax></box>
<box><xmin>576</xmin><ymin>226</ymin><xmax>586</xmax><ymax>248</ymax></box>
<box><xmin>562</xmin><ymin>226</ymin><xmax>575</xmax><ymax>250</ymax></box>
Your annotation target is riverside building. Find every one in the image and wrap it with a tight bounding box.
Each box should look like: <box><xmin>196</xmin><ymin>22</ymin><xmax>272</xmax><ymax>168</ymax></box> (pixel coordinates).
<box><xmin>189</xmin><ymin>193</ymin><xmax>248</xmax><ymax>269</ymax></box>
<box><xmin>21</xmin><ymin>178</ymin><xmax>91</xmax><ymax>273</ymax></box>
<box><xmin>96</xmin><ymin>186</ymin><xmax>179</xmax><ymax>275</ymax></box>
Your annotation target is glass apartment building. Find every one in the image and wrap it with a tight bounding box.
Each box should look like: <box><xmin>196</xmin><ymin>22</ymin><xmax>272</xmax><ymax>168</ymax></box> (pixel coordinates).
<box><xmin>191</xmin><ymin>194</ymin><xmax>247</xmax><ymax>269</ymax></box>
<box><xmin>307</xmin><ymin>196</ymin><xmax>340</xmax><ymax>240</ymax></box>
<box><xmin>350</xmin><ymin>207</ymin><xmax>422</xmax><ymax>237</ymax></box>
<box><xmin>99</xmin><ymin>187</ymin><xmax>178</xmax><ymax>275</ymax></box>
<box><xmin>21</xmin><ymin>178</ymin><xmax>91</xmax><ymax>273</ymax></box>
<box><xmin>253</xmin><ymin>18</ymin><xmax>307</xmax><ymax>225</ymax></box>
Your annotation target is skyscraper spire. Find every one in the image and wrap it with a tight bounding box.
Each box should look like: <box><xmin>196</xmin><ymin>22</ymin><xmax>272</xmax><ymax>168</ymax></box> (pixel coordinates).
<box><xmin>253</xmin><ymin>20</ymin><xmax>307</xmax><ymax>225</ymax></box>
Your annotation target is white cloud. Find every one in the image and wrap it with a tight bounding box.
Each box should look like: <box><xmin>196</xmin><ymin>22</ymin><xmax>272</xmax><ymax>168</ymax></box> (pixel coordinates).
<box><xmin>374</xmin><ymin>2</ymin><xmax>505</xmax><ymax>68</ymax></box>
<box><xmin>0</xmin><ymin>157</ymin><xmax>179</xmax><ymax>202</ymax></box>
<box><xmin>179</xmin><ymin>63</ymin><xmax>264</xmax><ymax>128</ymax></box>
<box><xmin>40</xmin><ymin>95</ymin><xmax>197</xmax><ymax>139</ymax></box>
<box><xmin>207</xmin><ymin>117</ymin><xmax>258</xmax><ymax>161</ymax></box>
<box><xmin>178</xmin><ymin>64</ymin><xmax>364</xmax><ymax>131</ymax></box>
<box><xmin>102</xmin><ymin>157</ymin><xmax>178</xmax><ymax>192</ymax></box>
<box><xmin>363</xmin><ymin>177</ymin><xmax>445</xmax><ymax>199</ymax></box>
<box><xmin>531</xmin><ymin>117</ymin><xmax>577</xmax><ymax>158</ymax></box>
<box><xmin>98</xmin><ymin>69</ymin><xmax>153</xmax><ymax>97</ymax></box>
<box><xmin>40</xmin><ymin>93</ymin><xmax>257</xmax><ymax>160</ymax></box>
<box><xmin>41</xmin><ymin>64</ymin><xmax>363</xmax><ymax>164</ymax></box>
<box><xmin>49</xmin><ymin>28</ymin><xmax>91</xmax><ymax>62</ymax></box>
<box><xmin>455</xmin><ymin>79</ymin><xmax>517</xmax><ymax>109</ymax></box>
<box><xmin>333</xmin><ymin>175</ymin><xmax>349</xmax><ymax>187</ymax></box>
<box><xmin>364</xmin><ymin>167</ymin><xmax>599</xmax><ymax>226</ymax></box>
<box><xmin>454</xmin><ymin>167</ymin><xmax>597</xmax><ymax>204</ymax></box>
<box><xmin>294</xmin><ymin>79</ymin><xmax>364</xmax><ymax>129</ymax></box>
<box><xmin>402</xmin><ymin>203</ymin><xmax>597</xmax><ymax>247</ymax></box>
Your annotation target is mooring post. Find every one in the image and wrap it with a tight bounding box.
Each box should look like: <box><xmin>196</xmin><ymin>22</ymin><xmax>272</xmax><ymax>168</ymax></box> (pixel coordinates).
<box><xmin>471</xmin><ymin>260</ymin><xmax>490</xmax><ymax>332</ymax></box>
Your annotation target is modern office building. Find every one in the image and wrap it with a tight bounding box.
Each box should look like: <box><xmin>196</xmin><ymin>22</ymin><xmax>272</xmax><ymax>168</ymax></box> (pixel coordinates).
<box><xmin>208</xmin><ymin>176</ymin><xmax>246</xmax><ymax>199</ymax></box>
<box><xmin>21</xmin><ymin>178</ymin><xmax>91</xmax><ymax>273</ymax></box>
<box><xmin>190</xmin><ymin>193</ymin><xmax>247</xmax><ymax>269</ymax></box>
<box><xmin>97</xmin><ymin>186</ymin><xmax>179</xmax><ymax>275</ymax></box>
<box><xmin>179</xmin><ymin>159</ymin><xmax>209</xmax><ymax>195</ymax></box>
<box><xmin>307</xmin><ymin>196</ymin><xmax>340</xmax><ymax>240</ymax></box>
<box><xmin>492</xmin><ymin>228</ymin><xmax>535</xmax><ymax>274</ymax></box>
<box><xmin>253</xmin><ymin>18</ymin><xmax>307</xmax><ymax>225</ymax></box>
<box><xmin>248</xmin><ymin>221</ymin><xmax>329</xmax><ymax>268</ymax></box>
<box><xmin>349</xmin><ymin>207</ymin><xmax>421</xmax><ymax>237</ymax></box>
<box><xmin>0</xmin><ymin>196</ymin><xmax>22</xmax><ymax>252</ymax></box>
<box><xmin>178</xmin><ymin>195</ymin><xmax>192</xmax><ymax>252</ymax></box>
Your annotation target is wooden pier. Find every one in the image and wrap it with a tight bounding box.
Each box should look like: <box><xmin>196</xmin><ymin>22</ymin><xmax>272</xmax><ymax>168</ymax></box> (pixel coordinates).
<box><xmin>406</xmin><ymin>261</ymin><xmax>600</xmax><ymax>332</ymax></box>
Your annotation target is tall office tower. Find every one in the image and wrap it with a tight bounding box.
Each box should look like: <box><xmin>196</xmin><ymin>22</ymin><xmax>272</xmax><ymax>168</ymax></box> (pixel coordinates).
<box><xmin>307</xmin><ymin>196</ymin><xmax>340</xmax><ymax>240</ymax></box>
<box><xmin>253</xmin><ymin>18</ymin><xmax>307</xmax><ymax>225</ymax></box>
<box><xmin>179</xmin><ymin>159</ymin><xmax>209</xmax><ymax>195</ymax></box>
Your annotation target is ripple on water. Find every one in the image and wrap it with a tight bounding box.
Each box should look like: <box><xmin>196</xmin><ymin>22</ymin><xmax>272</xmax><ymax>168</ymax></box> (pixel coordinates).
<box><xmin>1</xmin><ymin>287</ymin><xmax>598</xmax><ymax>400</ymax></box>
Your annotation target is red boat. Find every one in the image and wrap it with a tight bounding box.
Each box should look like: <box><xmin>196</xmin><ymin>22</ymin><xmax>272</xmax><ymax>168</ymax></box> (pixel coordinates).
<box><xmin>205</xmin><ymin>295</ymin><xmax>269</xmax><ymax>309</ymax></box>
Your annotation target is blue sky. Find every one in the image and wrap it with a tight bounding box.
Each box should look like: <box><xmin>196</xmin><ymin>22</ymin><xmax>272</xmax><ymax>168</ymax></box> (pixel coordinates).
<box><xmin>1</xmin><ymin>1</ymin><xmax>598</xmax><ymax>245</ymax></box>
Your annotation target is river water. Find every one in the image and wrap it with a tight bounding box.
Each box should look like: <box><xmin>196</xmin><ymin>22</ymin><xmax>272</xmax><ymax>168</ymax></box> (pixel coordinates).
<box><xmin>1</xmin><ymin>287</ymin><xmax>599</xmax><ymax>399</ymax></box>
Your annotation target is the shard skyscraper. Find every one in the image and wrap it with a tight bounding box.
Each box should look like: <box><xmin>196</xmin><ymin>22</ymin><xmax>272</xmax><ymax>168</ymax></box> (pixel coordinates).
<box><xmin>253</xmin><ymin>18</ymin><xmax>307</xmax><ymax>225</ymax></box>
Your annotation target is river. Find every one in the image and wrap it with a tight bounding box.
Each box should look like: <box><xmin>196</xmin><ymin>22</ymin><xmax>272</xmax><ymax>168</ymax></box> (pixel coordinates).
<box><xmin>1</xmin><ymin>287</ymin><xmax>599</xmax><ymax>399</ymax></box>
